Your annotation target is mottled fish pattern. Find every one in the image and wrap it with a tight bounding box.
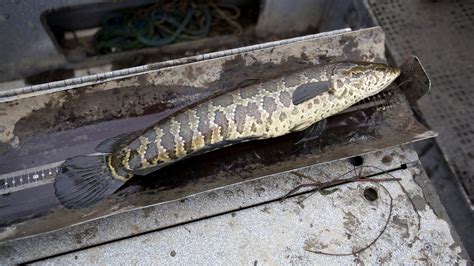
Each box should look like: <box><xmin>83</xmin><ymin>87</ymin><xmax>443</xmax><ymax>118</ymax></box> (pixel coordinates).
<box><xmin>54</xmin><ymin>61</ymin><xmax>400</xmax><ymax>208</ymax></box>
<box><xmin>108</xmin><ymin>62</ymin><xmax>400</xmax><ymax>181</ymax></box>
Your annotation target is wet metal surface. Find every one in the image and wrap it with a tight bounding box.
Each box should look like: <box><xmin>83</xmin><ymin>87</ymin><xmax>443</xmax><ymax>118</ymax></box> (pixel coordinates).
<box><xmin>0</xmin><ymin>27</ymin><xmax>434</xmax><ymax>245</ymax></box>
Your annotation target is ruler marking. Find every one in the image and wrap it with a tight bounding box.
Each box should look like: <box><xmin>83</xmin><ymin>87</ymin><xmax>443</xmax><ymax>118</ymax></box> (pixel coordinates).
<box><xmin>0</xmin><ymin>161</ymin><xmax>63</xmax><ymax>195</ymax></box>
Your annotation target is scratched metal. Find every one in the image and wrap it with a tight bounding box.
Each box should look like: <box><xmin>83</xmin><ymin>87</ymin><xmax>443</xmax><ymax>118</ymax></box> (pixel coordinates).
<box><xmin>0</xmin><ymin>27</ymin><xmax>434</xmax><ymax>243</ymax></box>
<box><xmin>6</xmin><ymin>145</ymin><xmax>466</xmax><ymax>264</ymax></box>
<box><xmin>42</xmin><ymin>170</ymin><xmax>466</xmax><ymax>265</ymax></box>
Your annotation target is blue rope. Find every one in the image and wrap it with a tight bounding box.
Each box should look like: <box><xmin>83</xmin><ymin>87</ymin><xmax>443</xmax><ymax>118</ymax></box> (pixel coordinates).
<box><xmin>94</xmin><ymin>3</ymin><xmax>212</xmax><ymax>54</ymax></box>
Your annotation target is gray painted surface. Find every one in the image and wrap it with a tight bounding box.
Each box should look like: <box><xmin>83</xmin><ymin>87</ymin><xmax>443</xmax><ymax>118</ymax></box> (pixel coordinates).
<box><xmin>256</xmin><ymin>0</ymin><xmax>328</xmax><ymax>38</ymax></box>
<box><xmin>0</xmin><ymin>0</ymin><xmax>96</xmax><ymax>81</ymax></box>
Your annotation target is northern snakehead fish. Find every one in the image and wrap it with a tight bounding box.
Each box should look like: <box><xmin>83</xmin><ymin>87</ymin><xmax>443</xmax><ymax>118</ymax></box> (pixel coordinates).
<box><xmin>54</xmin><ymin>61</ymin><xmax>400</xmax><ymax>208</ymax></box>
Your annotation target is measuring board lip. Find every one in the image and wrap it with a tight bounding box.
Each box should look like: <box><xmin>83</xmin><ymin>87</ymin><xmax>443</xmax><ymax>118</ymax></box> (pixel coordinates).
<box><xmin>0</xmin><ymin>161</ymin><xmax>63</xmax><ymax>195</ymax></box>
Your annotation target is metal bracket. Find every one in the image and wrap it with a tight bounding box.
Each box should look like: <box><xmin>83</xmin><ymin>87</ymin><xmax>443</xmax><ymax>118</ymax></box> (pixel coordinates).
<box><xmin>398</xmin><ymin>55</ymin><xmax>431</xmax><ymax>106</ymax></box>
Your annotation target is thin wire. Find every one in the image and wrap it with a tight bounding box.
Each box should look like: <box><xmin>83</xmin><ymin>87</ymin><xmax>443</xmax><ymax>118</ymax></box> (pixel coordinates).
<box><xmin>283</xmin><ymin>164</ymin><xmax>419</xmax><ymax>256</ymax></box>
<box><xmin>304</xmin><ymin>183</ymin><xmax>394</xmax><ymax>256</ymax></box>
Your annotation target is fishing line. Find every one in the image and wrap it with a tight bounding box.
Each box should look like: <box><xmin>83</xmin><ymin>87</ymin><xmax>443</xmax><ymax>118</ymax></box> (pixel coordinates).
<box><xmin>288</xmin><ymin>164</ymin><xmax>421</xmax><ymax>256</ymax></box>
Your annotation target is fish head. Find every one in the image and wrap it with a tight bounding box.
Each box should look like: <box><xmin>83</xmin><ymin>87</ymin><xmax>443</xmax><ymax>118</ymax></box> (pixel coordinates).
<box><xmin>329</xmin><ymin>62</ymin><xmax>401</xmax><ymax>98</ymax></box>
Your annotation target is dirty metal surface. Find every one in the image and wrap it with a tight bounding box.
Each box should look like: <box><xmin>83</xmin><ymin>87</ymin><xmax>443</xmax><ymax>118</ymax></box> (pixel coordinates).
<box><xmin>10</xmin><ymin>145</ymin><xmax>467</xmax><ymax>264</ymax></box>
<box><xmin>0</xmin><ymin>27</ymin><xmax>434</xmax><ymax>244</ymax></box>
<box><xmin>367</xmin><ymin>0</ymin><xmax>474</xmax><ymax>205</ymax></box>
<box><xmin>398</xmin><ymin>56</ymin><xmax>431</xmax><ymax>106</ymax></box>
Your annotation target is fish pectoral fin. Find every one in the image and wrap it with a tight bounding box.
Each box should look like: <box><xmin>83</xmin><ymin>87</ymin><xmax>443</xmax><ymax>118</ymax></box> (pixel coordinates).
<box><xmin>96</xmin><ymin>131</ymin><xmax>142</xmax><ymax>153</ymax></box>
<box><xmin>295</xmin><ymin>119</ymin><xmax>327</xmax><ymax>144</ymax></box>
<box><xmin>292</xmin><ymin>81</ymin><xmax>330</xmax><ymax>105</ymax></box>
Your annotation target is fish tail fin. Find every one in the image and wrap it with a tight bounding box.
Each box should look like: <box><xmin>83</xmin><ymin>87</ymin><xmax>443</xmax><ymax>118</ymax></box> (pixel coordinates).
<box><xmin>54</xmin><ymin>155</ymin><xmax>127</xmax><ymax>209</ymax></box>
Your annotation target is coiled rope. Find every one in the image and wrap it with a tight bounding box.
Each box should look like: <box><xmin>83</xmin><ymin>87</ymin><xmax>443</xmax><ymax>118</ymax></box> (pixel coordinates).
<box><xmin>94</xmin><ymin>0</ymin><xmax>242</xmax><ymax>54</ymax></box>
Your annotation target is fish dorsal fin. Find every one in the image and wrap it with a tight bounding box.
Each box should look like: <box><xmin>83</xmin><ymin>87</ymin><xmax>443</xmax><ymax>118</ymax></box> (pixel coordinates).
<box><xmin>292</xmin><ymin>81</ymin><xmax>330</xmax><ymax>105</ymax></box>
<box><xmin>95</xmin><ymin>131</ymin><xmax>141</xmax><ymax>153</ymax></box>
<box><xmin>147</xmin><ymin>78</ymin><xmax>265</xmax><ymax>126</ymax></box>
<box><xmin>186</xmin><ymin>78</ymin><xmax>263</xmax><ymax>108</ymax></box>
<box><xmin>96</xmin><ymin>79</ymin><xmax>264</xmax><ymax>154</ymax></box>
<box><xmin>234</xmin><ymin>78</ymin><xmax>262</xmax><ymax>89</ymax></box>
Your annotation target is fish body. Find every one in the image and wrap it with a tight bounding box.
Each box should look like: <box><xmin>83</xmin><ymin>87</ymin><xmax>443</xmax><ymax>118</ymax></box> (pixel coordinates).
<box><xmin>55</xmin><ymin>61</ymin><xmax>400</xmax><ymax>208</ymax></box>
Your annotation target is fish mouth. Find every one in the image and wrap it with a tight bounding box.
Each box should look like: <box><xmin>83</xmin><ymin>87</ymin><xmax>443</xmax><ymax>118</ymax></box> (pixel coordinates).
<box><xmin>382</xmin><ymin>67</ymin><xmax>401</xmax><ymax>86</ymax></box>
<box><xmin>392</xmin><ymin>67</ymin><xmax>401</xmax><ymax>78</ymax></box>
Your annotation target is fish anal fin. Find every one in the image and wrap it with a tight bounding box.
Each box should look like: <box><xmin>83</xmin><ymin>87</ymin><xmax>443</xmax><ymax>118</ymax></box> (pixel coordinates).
<box><xmin>187</xmin><ymin>136</ymin><xmax>260</xmax><ymax>158</ymax></box>
<box><xmin>291</xmin><ymin>121</ymin><xmax>314</xmax><ymax>132</ymax></box>
<box><xmin>295</xmin><ymin>119</ymin><xmax>327</xmax><ymax>144</ymax></box>
<box><xmin>133</xmin><ymin>164</ymin><xmax>164</xmax><ymax>176</ymax></box>
<box><xmin>133</xmin><ymin>136</ymin><xmax>259</xmax><ymax>176</ymax></box>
